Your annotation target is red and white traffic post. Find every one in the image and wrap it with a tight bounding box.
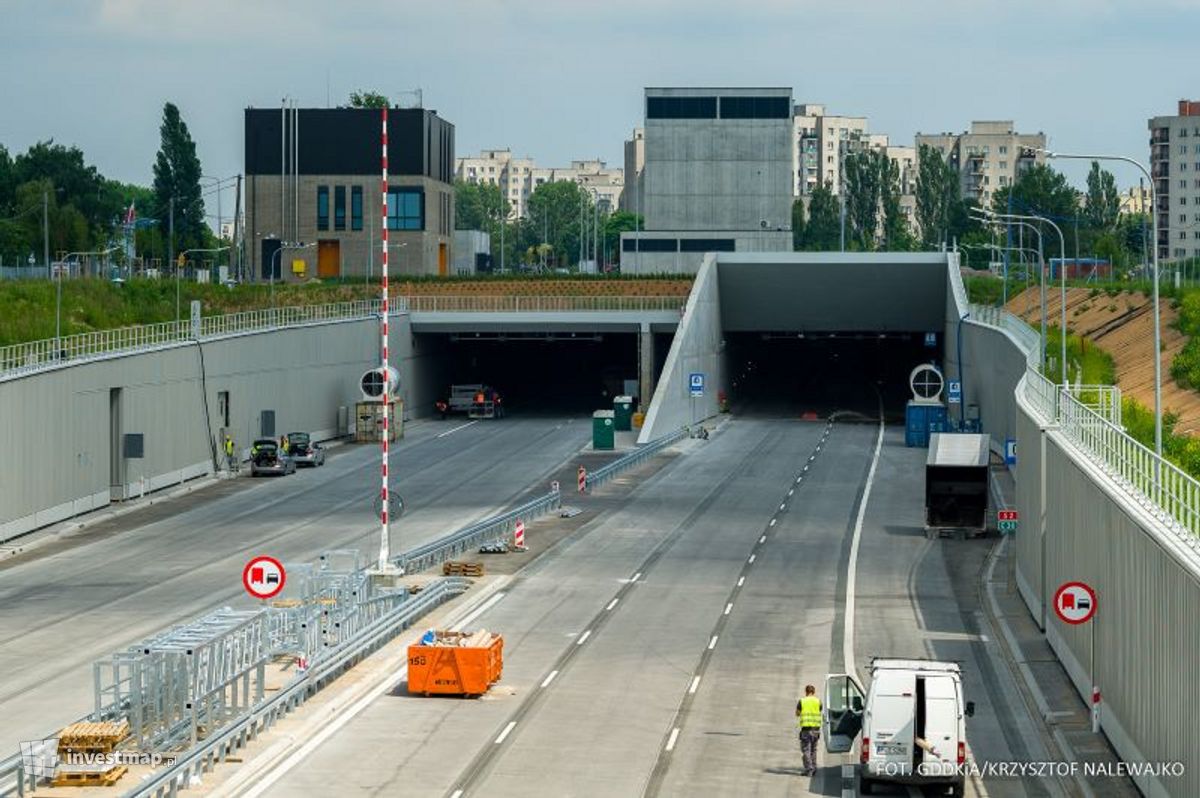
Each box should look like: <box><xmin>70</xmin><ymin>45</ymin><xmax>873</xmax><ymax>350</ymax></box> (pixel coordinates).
<box><xmin>514</xmin><ymin>519</ymin><xmax>526</xmax><ymax>551</ymax></box>
<box><xmin>577</xmin><ymin>466</ymin><xmax>587</xmax><ymax>493</ymax></box>
<box><xmin>1053</xmin><ymin>581</ymin><xmax>1100</xmax><ymax>733</ymax></box>
<box><xmin>377</xmin><ymin>105</ymin><xmax>393</xmax><ymax>573</ymax></box>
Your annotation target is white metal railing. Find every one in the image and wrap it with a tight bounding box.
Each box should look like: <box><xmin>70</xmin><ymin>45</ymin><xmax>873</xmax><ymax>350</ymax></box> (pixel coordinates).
<box><xmin>402</xmin><ymin>295</ymin><xmax>685</xmax><ymax>313</ymax></box>
<box><xmin>0</xmin><ymin>300</ymin><xmax>384</xmax><ymax>381</ymax></box>
<box><xmin>970</xmin><ymin>304</ymin><xmax>1199</xmax><ymax>546</ymax></box>
<box><xmin>1059</xmin><ymin>388</ymin><xmax>1200</xmax><ymax>548</ymax></box>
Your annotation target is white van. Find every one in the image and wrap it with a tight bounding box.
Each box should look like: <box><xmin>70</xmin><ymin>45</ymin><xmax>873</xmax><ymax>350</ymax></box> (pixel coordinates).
<box><xmin>824</xmin><ymin>659</ymin><xmax>973</xmax><ymax>795</ymax></box>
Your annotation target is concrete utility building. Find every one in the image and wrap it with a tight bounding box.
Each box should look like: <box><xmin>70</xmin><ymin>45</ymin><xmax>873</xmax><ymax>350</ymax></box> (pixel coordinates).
<box><xmin>622</xmin><ymin>88</ymin><xmax>794</xmax><ymax>274</ymax></box>
<box><xmin>244</xmin><ymin>106</ymin><xmax>455</xmax><ymax>280</ymax></box>
<box><xmin>915</xmin><ymin>121</ymin><xmax>1045</xmax><ymax>207</ymax></box>
<box><xmin>1149</xmin><ymin>99</ymin><xmax>1200</xmax><ymax>262</ymax></box>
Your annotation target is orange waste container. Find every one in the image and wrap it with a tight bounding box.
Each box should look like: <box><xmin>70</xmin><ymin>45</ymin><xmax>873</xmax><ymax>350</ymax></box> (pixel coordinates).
<box><xmin>407</xmin><ymin>631</ymin><xmax>504</xmax><ymax>696</ymax></box>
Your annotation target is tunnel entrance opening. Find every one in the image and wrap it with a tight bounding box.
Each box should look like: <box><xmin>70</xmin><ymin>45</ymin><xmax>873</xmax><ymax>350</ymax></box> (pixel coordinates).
<box><xmin>726</xmin><ymin>332</ymin><xmax>942</xmax><ymax>420</ymax></box>
<box><xmin>419</xmin><ymin>332</ymin><xmax>641</xmax><ymax>416</ymax></box>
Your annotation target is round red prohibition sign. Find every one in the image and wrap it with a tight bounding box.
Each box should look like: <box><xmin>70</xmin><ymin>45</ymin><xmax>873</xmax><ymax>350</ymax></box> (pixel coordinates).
<box><xmin>1053</xmin><ymin>581</ymin><xmax>1097</xmax><ymax>625</ymax></box>
<box><xmin>243</xmin><ymin>555</ymin><xmax>287</xmax><ymax>600</ymax></box>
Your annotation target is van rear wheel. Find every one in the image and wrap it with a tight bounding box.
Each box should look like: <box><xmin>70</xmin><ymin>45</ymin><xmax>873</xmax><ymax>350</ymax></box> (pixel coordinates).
<box><xmin>949</xmin><ymin>780</ymin><xmax>965</xmax><ymax>797</ymax></box>
<box><xmin>858</xmin><ymin>774</ymin><xmax>874</xmax><ymax>794</ymax></box>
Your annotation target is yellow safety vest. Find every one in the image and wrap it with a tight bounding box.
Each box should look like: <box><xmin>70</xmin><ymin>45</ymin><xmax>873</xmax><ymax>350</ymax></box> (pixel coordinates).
<box><xmin>225</xmin><ymin>439</ymin><xmax>234</xmax><ymax>456</ymax></box>
<box><xmin>798</xmin><ymin>696</ymin><xmax>822</xmax><ymax>729</ymax></box>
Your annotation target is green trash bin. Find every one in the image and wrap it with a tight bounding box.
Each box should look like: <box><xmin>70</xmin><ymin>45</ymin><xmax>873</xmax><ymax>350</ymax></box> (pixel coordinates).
<box><xmin>613</xmin><ymin>395</ymin><xmax>633</xmax><ymax>431</ymax></box>
<box><xmin>592</xmin><ymin>410</ymin><xmax>615</xmax><ymax>450</ymax></box>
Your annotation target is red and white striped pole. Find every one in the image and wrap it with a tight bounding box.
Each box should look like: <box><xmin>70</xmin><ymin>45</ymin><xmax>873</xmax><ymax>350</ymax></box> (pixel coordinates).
<box><xmin>377</xmin><ymin>105</ymin><xmax>392</xmax><ymax>571</ymax></box>
<box><xmin>514</xmin><ymin>519</ymin><xmax>526</xmax><ymax>551</ymax></box>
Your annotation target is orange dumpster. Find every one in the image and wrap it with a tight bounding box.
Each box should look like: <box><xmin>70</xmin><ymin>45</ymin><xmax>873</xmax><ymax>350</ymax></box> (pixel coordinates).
<box><xmin>407</xmin><ymin>630</ymin><xmax>503</xmax><ymax>696</ymax></box>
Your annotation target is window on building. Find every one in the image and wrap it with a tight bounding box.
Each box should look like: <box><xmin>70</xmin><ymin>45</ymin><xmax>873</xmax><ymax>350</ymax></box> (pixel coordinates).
<box><xmin>351</xmin><ymin>186</ymin><xmax>363</xmax><ymax>231</ymax></box>
<box><xmin>999</xmin><ymin>161</ymin><xmax>1008</xmax><ymax>171</ymax></box>
<box><xmin>1181</xmin><ymin>214</ymin><xmax>1188</xmax><ymax>224</ymax></box>
<box><xmin>679</xmin><ymin>238</ymin><xmax>736</xmax><ymax>252</ymax></box>
<box><xmin>622</xmin><ymin>237</ymin><xmax>678</xmax><ymax>252</ymax></box>
<box><xmin>387</xmin><ymin>188</ymin><xmax>423</xmax><ymax>230</ymax></box>
<box><xmin>1182</xmin><ymin>196</ymin><xmax>1188</xmax><ymax>205</ymax></box>
<box><xmin>1182</xmin><ymin>145</ymin><xmax>1190</xmax><ymax>154</ymax></box>
<box><xmin>334</xmin><ymin>186</ymin><xmax>346</xmax><ymax>230</ymax></box>
<box><xmin>1184</xmin><ymin>129</ymin><xmax>1191</xmax><ymax>138</ymax></box>
<box><xmin>999</xmin><ymin>145</ymin><xmax>1008</xmax><ymax>154</ymax></box>
<box><xmin>646</xmin><ymin>95</ymin><xmax>717</xmax><ymax>119</ymax></box>
<box><xmin>316</xmin><ymin>186</ymin><xmax>329</xmax><ymax>230</ymax></box>
<box><xmin>1000</xmin><ymin>176</ymin><xmax>1009</xmax><ymax>187</ymax></box>
<box><xmin>718</xmin><ymin>95</ymin><xmax>789</xmax><ymax>119</ymax></box>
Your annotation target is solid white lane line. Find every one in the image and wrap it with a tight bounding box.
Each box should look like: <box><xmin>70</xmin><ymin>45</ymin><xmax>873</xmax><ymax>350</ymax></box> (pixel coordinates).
<box><xmin>796</xmin><ymin>476</ymin><xmax>802</xmax><ymax>483</ymax></box>
<box><xmin>842</xmin><ymin>413</ymin><xmax>886</xmax><ymax>680</ymax></box>
<box><xmin>437</xmin><ymin>420</ymin><xmax>478</xmax><ymax>439</ymax></box>
<box><xmin>788</xmin><ymin>489</ymin><xmax>794</xmax><ymax>496</ymax></box>
<box><xmin>708</xmin><ymin>635</ymin><xmax>718</xmax><ymax>650</ymax></box>
<box><xmin>748</xmin><ymin>553</ymin><xmax>756</xmax><ymax>564</ymax></box>
<box><xmin>541</xmin><ymin>670</ymin><xmax>559</xmax><ymax>688</ymax></box>
<box><xmin>450</xmin><ymin>591</ymin><xmax>507</xmax><ymax>632</ymax></box>
<box><xmin>665</xmin><ymin>728</ymin><xmax>681</xmax><ymax>751</ymax></box>
<box><xmin>724</xmin><ymin>603</ymin><xmax>733</xmax><ymax>615</ymax></box>
<box><xmin>737</xmin><ymin>576</ymin><xmax>745</xmax><ymax>587</ymax></box>
<box><xmin>605</xmin><ymin>597</ymin><xmax>619</xmax><ymax>611</ymax></box>
<box><xmin>769</xmin><ymin>518</ymin><xmax>777</xmax><ymax>527</ymax></box>
<box><xmin>495</xmin><ymin>721</ymin><xmax>517</xmax><ymax>744</ymax></box>
<box><xmin>631</xmin><ymin>572</ymin><xmax>642</xmax><ymax>582</ymax></box>
<box><xmin>451</xmin><ymin>791</ymin><xmax>464</xmax><ymax>798</ymax></box>
<box><xmin>779</xmin><ymin>503</ymin><xmax>786</xmax><ymax>511</ymax></box>
<box><xmin>689</xmin><ymin>675</ymin><xmax>701</xmax><ymax>694</ymax></box>
<box><xmin>576</xmin><ymin>629</ymin><xmax>592</xmax><ymax>645</ymax></box>
<box><xmin>759</xmin><ymin>534</ymin><xmax>767</xmax><ymax>544</ymax></box>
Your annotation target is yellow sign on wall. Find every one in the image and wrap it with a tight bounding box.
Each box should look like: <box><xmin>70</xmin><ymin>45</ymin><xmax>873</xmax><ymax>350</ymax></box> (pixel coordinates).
<box><xmin>291</xmin><ymin>259</ymin><xmax>306</xmax><ymax>275</ymax></box>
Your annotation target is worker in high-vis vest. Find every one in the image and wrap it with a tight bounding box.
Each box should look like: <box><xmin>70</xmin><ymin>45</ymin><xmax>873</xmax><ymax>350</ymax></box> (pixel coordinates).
<box><xmin>224</xmin><ymin>435</ymin><xmax>236</xmax><ymax>472</ymax></box>
<box><xmin>796</xmin><ymin>684</ymin><xmax>822</xmax><ymax>776</ymax></box>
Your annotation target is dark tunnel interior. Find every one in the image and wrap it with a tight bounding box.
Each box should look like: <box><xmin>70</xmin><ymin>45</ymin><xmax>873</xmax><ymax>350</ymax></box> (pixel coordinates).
<box><xmin>725</xmin><ymin>332</ymin><xmax>944</xmax><ymax>420</ymax></box>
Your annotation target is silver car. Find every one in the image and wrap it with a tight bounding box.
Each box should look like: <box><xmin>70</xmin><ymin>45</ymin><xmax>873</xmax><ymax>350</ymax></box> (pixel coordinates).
<box><xmin>285</xmin><ymin>432</ymin><xmax>326</xmax><ymax>467</ymax></box>
<box><xmin>250</xmin><ymin>439</ymin><xmax>296</xmax><ymax>476</ymax></box>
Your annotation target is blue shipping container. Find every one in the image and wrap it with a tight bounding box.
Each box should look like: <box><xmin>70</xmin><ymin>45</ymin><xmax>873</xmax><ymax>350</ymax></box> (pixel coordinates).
<box><xmin>905</xmin><ymin>401</ymin><xmax>948</xmax><ymax>447</ymax></box>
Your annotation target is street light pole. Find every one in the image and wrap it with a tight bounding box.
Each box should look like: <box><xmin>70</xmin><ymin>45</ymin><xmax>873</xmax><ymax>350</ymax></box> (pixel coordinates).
<box><xmin>974</xmin><ymin>212</ymin><xmax>1046</xmax><ymax>367</ymax></box>
<box><xmin>1037</xmin><ymin>148</ymin><xmax>1162</xmax><ymax>457</ymax></box>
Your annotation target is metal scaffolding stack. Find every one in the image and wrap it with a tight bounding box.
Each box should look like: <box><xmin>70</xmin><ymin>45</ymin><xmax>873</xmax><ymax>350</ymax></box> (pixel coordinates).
<box><xmin>93</xmin><ymin>608</ymin><xmax>269</xmax><ymax>750</ymax></box>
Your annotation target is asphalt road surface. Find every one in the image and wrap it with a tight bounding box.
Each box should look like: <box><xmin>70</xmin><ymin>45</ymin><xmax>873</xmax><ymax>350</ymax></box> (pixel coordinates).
<box><xmin>0</xmin><ymin>416</ymin><xmax>589</xmax><ymax>755</ymax></box>
<box><xmin>256</xmin><ymin>417</ymin><xmax>1059</xmax><ymax>798</ymax></box>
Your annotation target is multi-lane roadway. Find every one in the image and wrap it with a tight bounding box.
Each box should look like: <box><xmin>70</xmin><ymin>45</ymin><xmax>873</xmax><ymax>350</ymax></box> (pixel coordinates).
<box><xmin>0</xmin><ymin>417</ymin><xmax>589</xmax><ymax>755</ymax></box>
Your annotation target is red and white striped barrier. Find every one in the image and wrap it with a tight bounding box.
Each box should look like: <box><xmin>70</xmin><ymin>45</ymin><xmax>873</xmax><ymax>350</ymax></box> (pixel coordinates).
<box><xmin>578</xmin><ymin>466</ymin><xmax>587</xmax><ymax>493</ymax></box>
<box><xmin>514</xmin><ymin>519</ymin><xmax>526</xmax><ymax>550</ymax></box>
<box><xmin>1091</xmin><ymin>686</ymin><xmax>1101</xmax><ymax>732</ymax></box>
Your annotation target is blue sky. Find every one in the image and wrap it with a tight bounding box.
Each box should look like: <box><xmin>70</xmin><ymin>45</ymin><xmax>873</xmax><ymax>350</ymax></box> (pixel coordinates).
<box><xmin>2</xmin><ymin>0</ymin><xmax>1198</xmax><ymax>195</ymax></box>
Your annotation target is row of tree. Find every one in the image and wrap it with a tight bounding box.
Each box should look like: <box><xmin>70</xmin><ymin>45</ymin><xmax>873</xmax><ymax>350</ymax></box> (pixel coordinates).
<box><xmin>456</xmin><ymin>178</ymin><xmax>641</xmax><ymax>270</ymax></box>
<box><xmin>0</xmin><ymin>102</ymin><xmax>209</xmax><ymax>268</ymax></box>
<box><xmin>802</xmin><ymin>142</ymin><xmax>1151</xmax><ymax>272</ymax></box>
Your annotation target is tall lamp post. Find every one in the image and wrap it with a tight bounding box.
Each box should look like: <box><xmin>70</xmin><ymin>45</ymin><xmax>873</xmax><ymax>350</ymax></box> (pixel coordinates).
<box><xmin>982</xmin><ymin>208</ymin><xmax>1068</xmax><ymax>387</ymax></box>
<box><xmin>1032</xmin><ymin>148</ymin><xmax>1161</xmax><ymax>456</ymax></box>
<box><xmin>972</xmin><ymin>211</ymin><xmax>1046</xmax><ymax>367</ymax></box>
<box><xmin>57</xmin><ymin>246</ymin><xmax>119</xmax><ymax>356</ymax></box>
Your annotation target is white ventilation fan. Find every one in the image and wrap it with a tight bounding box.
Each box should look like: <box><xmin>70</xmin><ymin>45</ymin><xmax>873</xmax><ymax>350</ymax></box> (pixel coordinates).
<box><xmin>359</xmin><ymin>366</ymin><xmax>400</xmax><ymax>402</ymax></box>
<box><xmin>909</xmin><ymin>364</ymin><xmax>944</xmax><ymax>405</ymax></box>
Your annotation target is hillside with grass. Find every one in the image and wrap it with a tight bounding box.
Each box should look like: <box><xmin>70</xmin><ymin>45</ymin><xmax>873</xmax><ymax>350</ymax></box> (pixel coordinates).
<box><xmin>0</xmin><ymin>275</ymin><xmax>694</xmax><ymax>348</ymax></box>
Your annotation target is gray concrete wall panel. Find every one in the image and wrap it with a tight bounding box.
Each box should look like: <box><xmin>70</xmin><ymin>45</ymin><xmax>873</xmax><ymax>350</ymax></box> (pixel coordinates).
<box><xmin>638</xmin><ymin>254</ymin><xmax>723</xmax><ymax>442</ymax></box>
<box><xmin>0</xmin><ymin>317</ymin><xmax>435</xmax><ymax>542</ymax></box>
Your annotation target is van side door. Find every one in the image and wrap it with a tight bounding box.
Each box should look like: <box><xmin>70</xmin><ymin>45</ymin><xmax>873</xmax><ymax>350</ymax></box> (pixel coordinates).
<box><xmin>823</xmin><ymin>673</ymin><xmax>866</xmax><ymax>753</ymax></box>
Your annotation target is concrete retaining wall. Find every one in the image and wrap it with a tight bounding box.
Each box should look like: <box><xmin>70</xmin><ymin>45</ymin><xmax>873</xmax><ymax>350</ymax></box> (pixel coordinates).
<box><xmin>0</xmin><ymin>314</ymin><xmax>443</xmax><ymax>543</ymax></box>
<box><xmin>1015</xmin><ymin>392</ymin><xmax>1200</xmax><ymax>797</ymax></box>
<box><xmin>638</xmin><ymin>254</ymin><xmax>724</xmax><ymax>442</ymax></box>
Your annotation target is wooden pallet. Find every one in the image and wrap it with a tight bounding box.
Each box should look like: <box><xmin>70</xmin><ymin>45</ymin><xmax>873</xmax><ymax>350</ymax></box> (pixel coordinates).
<box><xmin>57</xmin><ymin>721</ymin><xmax>129</xmax><ymax>752</ymax></box>
<box><xmin>52</xmin><ymin>765</ymin><xmax>127</xmax><ymax>787</ymax></box>
<box><xmin>442</xmin><ymin>561</ymin><xmax>484</xmax><ymax>577</ymax></box>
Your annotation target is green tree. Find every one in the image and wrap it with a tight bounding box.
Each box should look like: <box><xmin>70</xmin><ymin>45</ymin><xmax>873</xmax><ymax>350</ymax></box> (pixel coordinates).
<box><xmin>844</xmin><ymin>149</ymin><xmax>884</xmax><ymax>250</ymax></box>
<box><xmin>454</xmin><ymin>180</ymin><xmax>507</xmax><ymax>231</ymax></box>
<box><xmin>603</xmin><ymin>210</ymin><xmax>642</xmax><ymax>265</ymax></box>
<box><xmin>802</xmin><ymin>184</ymin><xmax>841</xmax><ymax>250</ymax></box>
<box><xmin>349</xmin><ymin>91</ymin><xmax>389</xmax><ymax>109</ymax></box>
<box><xmin>791</xmin><ymin>198</ymin><xmax>806</xmax><ymax>251</ymax></box>
<box><xmin>991</xmin><ymin>164</ymin><xmax>1081</xmax><ymax>259</ymax></box>
<box><xmin>880</xmin><ymin>155</ymin><xmax>915</xmax><ymax>251</ymax></box>
<box><xmin>151</xmin><ymin>103</ymin><xmax>206</xmax><ymax>252</ymax></box>
<box><xmin>526</xmin><ymin>180</ymin><xmax>593</xmax><ymax>267</ymax></box>
<box><xmin>1084</xmin><ymin>161</ymin><xmax>1120</xmax><ymax>229</ymax></box>
<box><xmin>916</xmin><ymin>144</ymin><xmax>960</xmax><ymax>248</ymax></box>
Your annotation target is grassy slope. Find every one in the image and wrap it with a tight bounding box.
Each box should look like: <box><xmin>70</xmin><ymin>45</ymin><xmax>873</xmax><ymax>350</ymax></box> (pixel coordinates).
<box><xmin>0</xmin><ymin>275</ymin><xmax>694</xmax><ymax>347</ymax></box>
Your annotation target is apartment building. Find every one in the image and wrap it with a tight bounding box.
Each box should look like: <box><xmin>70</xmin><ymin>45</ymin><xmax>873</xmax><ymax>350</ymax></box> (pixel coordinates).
<box><xmin>1149</xmin><ymin>99</ymin><xmax>1200</xmax><ymax>261</ymax></box>
<box><xmin>915</xmin><ymin>121</ymin><xmax>1045</xmax><ymax>206</ymax></box>
<box><xmin>455</xmin><ymin>150</ymin><xmax>623</xmax><ymax>218</ymax></box>
<box><xmin>621</xmin><ymin>127</ymin><xmax>644</xmax><ymax>215</ymax></box>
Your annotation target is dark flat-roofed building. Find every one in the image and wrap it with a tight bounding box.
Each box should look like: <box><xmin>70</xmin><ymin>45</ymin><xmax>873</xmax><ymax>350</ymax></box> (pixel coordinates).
<box><xmin>244</xmin><ymin>106</ymin><xmax>454</xmax><ymax>280</ymax></box>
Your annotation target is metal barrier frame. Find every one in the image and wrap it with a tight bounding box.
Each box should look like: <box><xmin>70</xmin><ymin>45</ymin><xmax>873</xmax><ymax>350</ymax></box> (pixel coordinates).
<box><xmin>584</xmin><ymin>428</ymin><xmax>688</xmax><ymax>491</ymax></box>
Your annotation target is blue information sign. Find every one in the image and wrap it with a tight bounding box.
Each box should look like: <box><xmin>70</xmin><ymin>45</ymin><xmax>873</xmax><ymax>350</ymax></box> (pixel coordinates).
<box><xmin>689</xmin><ymin>372</ymin><xmax>705</xmax><ymax>398</ymax></box>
